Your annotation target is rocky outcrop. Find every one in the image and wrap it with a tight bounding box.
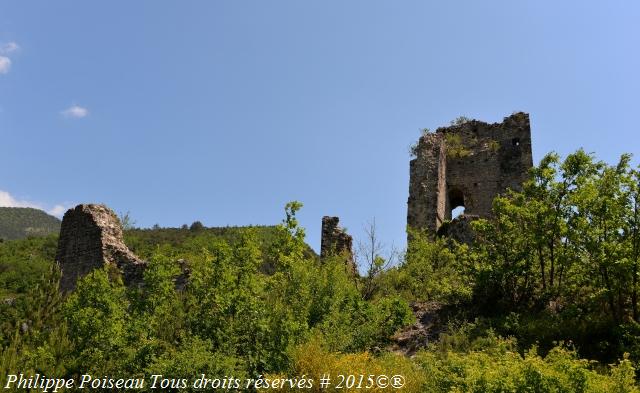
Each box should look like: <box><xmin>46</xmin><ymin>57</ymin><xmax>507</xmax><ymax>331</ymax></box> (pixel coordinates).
<box><xmin>56</xmin><ymin>204</ymin><xmax>146</xmax><ymax>291</ymax></box>
<box><xmin>390</xmin><ymin>301</ymin><xmax>444</xmax><ymax>356</ymax></box>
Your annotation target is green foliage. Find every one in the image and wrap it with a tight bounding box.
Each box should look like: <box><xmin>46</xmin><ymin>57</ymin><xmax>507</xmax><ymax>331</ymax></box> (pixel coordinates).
<box><xmin>282</xmin><ymin>330</ymin><xmax>639</xmax><ymax>393</ymax></box>
<box><xmin>0</xmin><ymin>207</ymin><xmax>60</xmax><ymax>240</ymax></box>
<box><xmin>316</xmin><ymin>290</ymin><xmax>414</xmax><ymax>353</ymax></box>
<box><xmin>274</xmin><ymin>339</ymin><xmax>426</xmax><ymax>392</ymax></box>
<box><xmin>0</xmin><ymin>235</ymin><xmax>57</xmax><ymax>297</ymax></box>
<box><xmin>450</xmin><ymin>115</ymin><xmax>472</xmax><ymax>126</ymax></box>
<box><xmin>64</xmin><ymin>269</ymin><xmax>129</xmax><ymax>374</ymax></box>
<box><xmin>471</xmin><ymin>151</ymin><xmax>640</xmax><ymax>318</ymax></box>
<box><xmin>386</xmin><ymin>230</ymin><xmax>473</xmax><ymax>304</ymax></box>
<box><xmin>189</xmin><ymin>221</ymin><xmax>204</xmax><ymax>231</ymax></box>
<box><xmin>123</xmin><ymin>224</ymin><xmax>316</xmax><ymax>272</ymax></box>
<box><xmin>1</xmin><ymin>202</ymin><xmax>414</xmax><ymax>388</ymax></box>
<box><xmin>487</xmin><ymin>139</ymin><xmax>500</xmax><ymax>152</ymax></box>
<box><xmin>409</xmin><ymin>128</ymin><xmax>431</xmax><ymax>158</ymax></box>
<box><xmin>144</xmin><ymin>335</ymin><xmax>246</xmax><ymax>385</ymax></box>
<box><xmin>460</xmin><ymin>149</ymin><xmax>640</xmax><ymax>364</ymax></box>
<box><xmin>416</xmin><ymin>342</ymin><xmax>639</xmax><ymax>393</ymax></box>
<box><xmin>1</xmin><ymin>264</ymin><xmax>69</xmax><ymax>383</ymax></box>
<box><xmin>445</xmin><ymin>133</ymin><xmax>472</xmax><ymax>158</ymax></box>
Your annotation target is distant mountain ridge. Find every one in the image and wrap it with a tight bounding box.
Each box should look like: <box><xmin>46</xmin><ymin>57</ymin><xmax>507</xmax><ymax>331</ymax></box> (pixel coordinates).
<box><xmin>0</xmin><ymin>207</ymin><xmax>61</xmax><ymax>240</ymax></box>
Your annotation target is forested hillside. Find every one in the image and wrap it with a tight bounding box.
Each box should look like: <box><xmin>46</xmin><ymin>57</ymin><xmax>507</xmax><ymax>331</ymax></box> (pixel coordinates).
<box><xmin>0</xmin><ymin>224</ymin><xmax>307</xmax><ymax>298</ymax></box>
<box><xmin>0</xmin><ymin>207</ymin><xmax>61</xmax><ymax>240</ymax></box>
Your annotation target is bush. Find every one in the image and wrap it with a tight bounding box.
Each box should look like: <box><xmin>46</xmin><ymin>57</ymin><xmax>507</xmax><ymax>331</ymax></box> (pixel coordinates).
<box><xmin>393</xmin><ymin>232</ymin><xmax>472</xmax><ymax>304</ymax></box>
<box><xmin>265</xmin><ymin>339</ymin><xmax>425</xmax><ymax>392</ymax></box>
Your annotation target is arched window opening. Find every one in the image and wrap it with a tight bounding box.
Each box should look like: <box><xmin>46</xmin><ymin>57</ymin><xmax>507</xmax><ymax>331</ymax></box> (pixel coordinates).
<box><xmin>448</xmin><ymin>188</ymin><xmax>465</xmax><ymax>219</ymax></box>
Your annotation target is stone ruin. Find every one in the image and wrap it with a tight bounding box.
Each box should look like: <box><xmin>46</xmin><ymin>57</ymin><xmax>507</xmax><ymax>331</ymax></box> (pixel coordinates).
<box><xmin>320</xmin><ymin>216</ymin><xmax>356</xmax><ymax>273</ymax></box>
<box><xmin>407</xmin><ymin>112</ymin><xmax>533</xmax><ymax>239</ymax></box>
<box><xmin>54</xmin><ymin>113</ymin><xmax>532</xmax><ymax>291</ymax></box>
<box><xmin>56</xmin><ymin>206</ymin><xmax>359</xmax><ymax>291</ymax></box>
<box><xmin>56</xmin><ymin>204</ymin><xmax>146</xmax><ymax>291</ymax></box>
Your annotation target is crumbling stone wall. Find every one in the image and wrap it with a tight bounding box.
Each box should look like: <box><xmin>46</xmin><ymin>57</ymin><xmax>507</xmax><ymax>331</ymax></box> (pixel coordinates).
<box><xmin>407</xmin><ymin>133</ymin><xmax>448</xmax><ymax>233</ymax></box>
<box><xmin>56</xmin><ymin>204</ymin><xmax>146</xmax><ymax>291</ymax></box>
<box><xmin>321</xmin><ymin>216</ymin><xmax>356</xmax><ymax>272</ymax></box>
<box><xmin>436</xmin><ymin>214</ymin><xmax>479</xmax><ymax>244</ymax></box>
<box><xmin>408</xmin><ymin>112</ymin><xmax>533</xmax><ymax>235</ymax></box>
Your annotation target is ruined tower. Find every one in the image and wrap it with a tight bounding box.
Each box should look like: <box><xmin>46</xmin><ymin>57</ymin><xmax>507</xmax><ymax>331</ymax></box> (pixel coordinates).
<box><xmin>321</xmin><ymin>216</ymin><xmax>356</xmax><ymax>273</ymax></box>
<box><xmin>407</xmin><ymin>112</ymin><xmax>533</xmax><ymax>236</ymax></box>
<box><xmin>56</xmin><ymin>204</ymin><xmax>146</xmax><ymax>291</ymax></box>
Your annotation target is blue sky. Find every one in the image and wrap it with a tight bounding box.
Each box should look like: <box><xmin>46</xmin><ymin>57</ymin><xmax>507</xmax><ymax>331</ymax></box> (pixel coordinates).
<box><xmin>1</xmin><ymin>1</ymin><xmax>639</xmax><ymax>257</ymax></box>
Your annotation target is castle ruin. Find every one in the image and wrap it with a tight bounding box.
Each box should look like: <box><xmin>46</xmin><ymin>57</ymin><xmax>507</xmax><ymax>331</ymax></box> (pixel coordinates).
<box><xmin>407</xmin><ymin>112</ymin><xmax>533</xmax><ymax>236</ymax></box>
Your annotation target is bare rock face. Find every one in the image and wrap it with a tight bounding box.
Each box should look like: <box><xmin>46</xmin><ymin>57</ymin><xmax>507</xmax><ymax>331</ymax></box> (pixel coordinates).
<box><xmin>56</xmin><ymin>204</ymin><xmax>146</xmax><ymax>291</ymax></box>
<box><xmin>408</xmin><ymin>112</ymin><xmax>533</xmax><ymax>238</ymax></box>
<box><xmin>320</xmin><ymin>216</ymin><xmax>356</xmax><ymax>273</ymax></box>
<box><xmin>390</xmin><ymin>301</ymin><xmax>444</xmax><ymax>356</ymax></box>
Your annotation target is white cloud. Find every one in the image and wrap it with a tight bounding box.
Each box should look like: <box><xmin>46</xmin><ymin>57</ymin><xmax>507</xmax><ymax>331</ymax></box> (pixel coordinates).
<box><xmin>0</xmin><ymin>190</ymin><xmax>71</xmax><ymax>218</ymax></box>
<box><xmin>0</xmin><ymin>42</ymin><xmax>19</xmax><ymax>75</ymax></box>
<box><xmin>61</xmin><ymin>105</ymin><xmax>89</xmax><ymax>119</ymax></box>
<box><xmin>48</xmin><ymin>205</ymin><xmax>68</xmax><ymax>217</ymax></box>
<box><xmin>0</xmin><ymin>190</ymin><xmax>32</xmax><ymax>208</ymax></box>
<box><xmin>0</xmin><ymin>56</ymin><xmax>10</xmax><ymax>74</ymax></box>
<box><xmin>0</xmin><ymin>42</ymin><xmax>19</xmax><ymax>54</ymax></box>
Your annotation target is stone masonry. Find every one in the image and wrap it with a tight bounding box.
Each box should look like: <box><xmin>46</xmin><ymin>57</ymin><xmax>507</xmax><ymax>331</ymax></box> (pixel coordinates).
<box><xmin>321</xmin><ymin>216</ymin><xmax>356</xmax><ymax>272</ymax></box>
<box><xmin>56</xmin><ymin>204</ymin><xmax>146</xmax><ymax>291</ymax></box>
<box><xmin>407</xmin><ymin>112</ymin><xmax>533</xmax><ymax>236</ymax></box>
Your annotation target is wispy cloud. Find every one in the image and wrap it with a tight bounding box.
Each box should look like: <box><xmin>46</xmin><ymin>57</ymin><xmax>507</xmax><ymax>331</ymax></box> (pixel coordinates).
<box><xmin>0</xmin><ymin>42</ymin><xmax>19</xmax><ymax>54</ymax></box>
<box><xmin>0</xmin><ymin>56</ymin><xmax>10</xmax><ymax>74</ymax></box>
<box><xmin>0</xmin><ymin>190</ymin><xmax>71</xmax><ymax>218</ymax></box>
<box><xmin>0</xmin><ymin>190</ymin><xmax>32</xmax><ymax>208</ymax></box>
<box><xmin>0</xmin><ymin>42</ymin><xmax>19</xmax><ymax>75</ymax></box>
<box><xmin>61</xmin><ymin>105</ymin><xmax>89</xmax><ymax>119</ymax></box>
<box><xmin>48</xmin><ymin>205</ymin><xmax>68</xmax><ymax>217</ymax></box>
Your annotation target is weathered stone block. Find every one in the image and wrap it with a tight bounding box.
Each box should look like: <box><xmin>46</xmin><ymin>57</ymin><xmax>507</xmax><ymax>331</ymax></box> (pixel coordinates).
<box><xmin>321</xmin><ymin>216</ymin><xmax>356</xmax><ymax>273</ymax></box>
<box><xmin>56</xmin><ymin>204</ymin><xmax>146</xmax><ymax>291</ymax></box>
